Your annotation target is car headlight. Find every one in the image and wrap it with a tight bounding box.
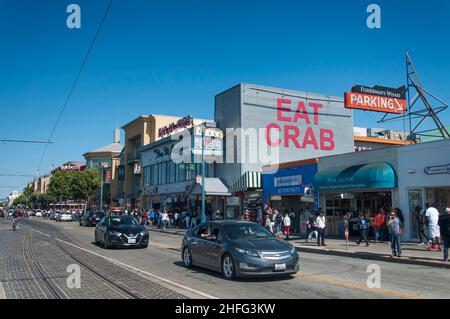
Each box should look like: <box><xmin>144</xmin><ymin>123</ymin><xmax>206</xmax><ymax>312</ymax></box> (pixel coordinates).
<box><xmin>290</xmin><ymin>246</ymin><xmax>296</xmax><ymax>254</ymax></box>
<box><xmin>108</xmin><ymin>230</ymin><xmax>122</xmax><ymax>236</ymax></box>
<box><xmin>235</xmin><ymin>247</ymin><xmax>260</xmax><ymax>258</ymax></box>
<box><xmin>140</xmin><ymin>230</ymin><xmax>148</xmax><ymax>236</ymax></box>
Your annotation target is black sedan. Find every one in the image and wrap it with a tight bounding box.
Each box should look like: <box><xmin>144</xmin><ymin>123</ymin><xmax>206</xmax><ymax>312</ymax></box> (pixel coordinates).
<box><xmin>80</xmin><ymin>211</ymin><xmax>104</xmax><ymax>227</ymax></box>
<box><xmin>181</xmin><ymin>221</ymin><xmax>299</xmax><ymax>280</ymax></box>
<box><xmin>95</xmin><ymin>215</ymin><xmax>149</xmax><ymax>249</ymax></box>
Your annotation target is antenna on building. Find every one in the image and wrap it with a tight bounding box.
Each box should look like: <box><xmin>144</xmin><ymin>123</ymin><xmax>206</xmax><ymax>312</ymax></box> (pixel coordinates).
<box><xmin>114</xmin><ymin>128</ymin><xmax>120</xmax><ymax>144</ymax></box>
<box><xmin>379</xmin><ymin>52</ymin><xmax>450</xmax><ymax>141</ymax></box>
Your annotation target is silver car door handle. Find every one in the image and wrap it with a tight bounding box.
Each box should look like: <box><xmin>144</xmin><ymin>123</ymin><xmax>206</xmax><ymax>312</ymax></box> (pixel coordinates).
<box><xmin>191</xmin><ymin>241</ymin><xmax>199</xmax><ymax>245</ymax></box>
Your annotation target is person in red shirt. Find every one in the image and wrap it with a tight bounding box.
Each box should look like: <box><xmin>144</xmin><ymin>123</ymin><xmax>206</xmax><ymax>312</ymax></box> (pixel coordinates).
<box><xmin>373</xmin><ymin>208</ymin><xmax>386</xmax><ymax>243</ymax></box>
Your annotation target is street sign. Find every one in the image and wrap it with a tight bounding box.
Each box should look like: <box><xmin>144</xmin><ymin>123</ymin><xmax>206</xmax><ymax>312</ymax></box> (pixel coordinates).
<box><xmin>344</xmin><ymin>92</ymin><xmax>406</xmax><ymax>114</ymax></box>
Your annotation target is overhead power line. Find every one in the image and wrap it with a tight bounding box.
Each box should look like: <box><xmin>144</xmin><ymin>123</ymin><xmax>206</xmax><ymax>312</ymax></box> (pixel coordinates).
<box><xmin>0</xmin><ymin>174</ymin><xmax>35</xmax><ymax>177</ymax></box>
<box><xmin>0</xmin><ymin>139</ymin><xmax>53</xmax><ymax>144</ymax></box>
<box><xmin>36</xmin><ymin>0</ymin><xmax>114</xmax><ymax>174</ymax></box>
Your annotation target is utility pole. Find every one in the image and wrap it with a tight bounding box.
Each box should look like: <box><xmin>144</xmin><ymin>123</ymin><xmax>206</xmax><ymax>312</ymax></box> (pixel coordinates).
<box><xmin>201</xmin><ymin>126</ymin><xmax>206</xmax><ymax>224</ymax></box>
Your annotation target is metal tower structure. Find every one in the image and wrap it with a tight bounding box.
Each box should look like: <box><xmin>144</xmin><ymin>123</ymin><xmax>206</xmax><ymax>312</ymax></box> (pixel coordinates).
<box><xmin>379</xmin><ymin>52</ymin><xmax>449</xmax><ymax>141</ymax></box>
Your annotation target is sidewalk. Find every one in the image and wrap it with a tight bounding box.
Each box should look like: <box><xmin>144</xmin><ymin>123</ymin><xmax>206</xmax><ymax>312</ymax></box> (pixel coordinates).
<box><xmin>147</xmin><ymin>225</ymin><xmax>450</xmax><ymax>269</ymax></box>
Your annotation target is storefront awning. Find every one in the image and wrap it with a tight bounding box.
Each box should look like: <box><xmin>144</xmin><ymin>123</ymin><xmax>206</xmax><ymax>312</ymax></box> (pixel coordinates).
<box><xmin>229</xmin><ymin>171</ymin><xmax>262</xmax><ymax>193</ymax></box>
<box><xmin>187</xmin><ymin>177</ymin><xmax>231</xmax><ymax>196</ymax></box>
<box><xmin>313</xmin><ymin>162</ymin><xmax>396</xmax><ymax>192</ymax></box>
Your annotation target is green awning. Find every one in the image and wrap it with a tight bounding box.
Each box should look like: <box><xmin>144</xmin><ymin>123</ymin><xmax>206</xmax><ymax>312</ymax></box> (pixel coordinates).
<box><xmin>313</xmin><ymin>162</ymin><xmax>396</xmax><ymax>192</ymax></box>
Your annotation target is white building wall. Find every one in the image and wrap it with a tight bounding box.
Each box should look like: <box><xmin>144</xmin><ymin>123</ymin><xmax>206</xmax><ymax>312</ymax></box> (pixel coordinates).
<box><xmin>397</xmin><ymin>139</ymin><xmax>450</xmax><ymax>241</ymax></box>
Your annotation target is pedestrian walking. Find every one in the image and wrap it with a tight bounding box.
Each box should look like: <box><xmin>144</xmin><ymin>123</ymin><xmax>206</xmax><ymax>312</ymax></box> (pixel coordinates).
<box><xmin>414</xmin><ymin>206</ymin><xmax>429</xmax><ymax>245</ymax></box>
<box><xmin>316</xmin><ymin>210</ymin><xmax>326</xmax><ymax>246</ymax></box>
<box><xmin>343</xmin><ymin>212</ymin><xmax>350</xmax><ymax>248</ymax></box>
<box><xmin>190</xmin><ymin>210</ymin><xmax>197</xmax><ymax>228</ymax></box>
<box><xmin>356</xmin><ymin>211</ymin><xmax>370</xmax><ymax>246</ymax></box>
<box><xmin>273</xmin><ymin>210</ymin><xmax>282</xmax><ymax>234</ymax></box>
<box><xmin>438</xmin><ymin>207</ymin><xmax>450</xmax><ymax>262</ymax></box>
<box><xmin>265</xmin><ymin>214</ymin><xmax>273</xmax><ymax>232</ymax></box>
<box><xmin>283</xmin><ymin>212</ymin><xmax>291</xmax><ymax>240</ymax></box>
<box><xmin>306</xmin><ymin>214</ymin><xmax>317</xmax><ymax>242</ymax></box>
<box><xmin>425</xmin><ymin>203</ymin><xmax>442</xmax><ymax>251</ymax></box>
<box><xmin>373</xmin><ymin>209</ymin><xmax>386</xmax><ymax>243</ymax></box>
<box><xmin>388</xmin><ymin>210</ymin><xmax>403</xmax><ymax>257</ymax></box>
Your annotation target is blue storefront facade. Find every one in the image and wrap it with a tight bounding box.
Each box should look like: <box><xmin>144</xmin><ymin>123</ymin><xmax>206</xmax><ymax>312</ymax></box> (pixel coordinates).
<box><xmin>262</xmin><ymin>159</ymin><xmax>318</xmax><ymax>234</ymax></box>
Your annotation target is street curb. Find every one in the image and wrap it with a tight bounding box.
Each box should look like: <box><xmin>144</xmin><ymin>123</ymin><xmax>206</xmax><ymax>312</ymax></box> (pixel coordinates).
<box><xmin>295</xmin><ymin>246</ymin><xmax>450</xmax><ymax>269</ymax></box>
<box><xmin>148</xmin><ymin>227</ymin><xmax>450</xmax><ymax>269</ymax></box>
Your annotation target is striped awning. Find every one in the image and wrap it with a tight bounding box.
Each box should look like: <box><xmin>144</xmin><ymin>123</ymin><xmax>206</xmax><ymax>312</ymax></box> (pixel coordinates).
<box><xmin>229</xmin><ymin>171</ymin><xmax>262</xmax><ymax>193</ymax></box>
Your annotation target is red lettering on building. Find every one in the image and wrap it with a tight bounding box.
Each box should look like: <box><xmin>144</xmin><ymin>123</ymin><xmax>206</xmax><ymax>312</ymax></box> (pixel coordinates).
<box><xmin>320</xmin><ymin>129</ymin><xmax>335</xmax><ymax>150</ymax></box>
<box><xmin>265</xmin><ymin>123</ymin><xmax>281</xmax><ymax>147</ymax></box>
<box><xmin>309</xmin><ymin>102</ymin><xmax>323</xmax><ymax>125</ymax></box>
<box><xmin>301</xmin><ymin>127</ymin><xmax>319</xmax><ymax>149</ymax></box>
<box><xmin>293</xmin><ymin>102</ymin><xmax>310</xmax><ymax>124</ymax></box>
<box><xmin>277</xmin><ymin>98</ymin><xmax>292</xmax><ymax>122</ymax></box>
<box><xmin>284</xmin><ymin>125</ymin><xmax>301</xmax><ymax>148</ymax></box>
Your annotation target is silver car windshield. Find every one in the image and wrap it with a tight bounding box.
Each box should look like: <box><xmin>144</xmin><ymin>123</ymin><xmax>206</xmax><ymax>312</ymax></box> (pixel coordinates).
<box><xmin>224</xmin><ymin>224</ymin><xmax>275</xmax><ymax>240</ymax></box>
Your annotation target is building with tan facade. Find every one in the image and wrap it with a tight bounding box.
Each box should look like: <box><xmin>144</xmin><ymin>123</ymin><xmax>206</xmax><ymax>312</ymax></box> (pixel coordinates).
<box><xmin>121</xmin><ymin>114</ymin><xmax>209</xmax><ymax>210</ymax></box>
<box><xmin>83</xmin><ymin>129</ymin><xmax>124</xmax><ymax>210</ymax></box>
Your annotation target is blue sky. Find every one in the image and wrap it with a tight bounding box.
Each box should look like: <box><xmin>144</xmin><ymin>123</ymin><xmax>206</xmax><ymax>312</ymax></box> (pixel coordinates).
<box><xmin>0</xmin><ymin>0</ymin><xmax>449</xmax><ymax>198</ymax></box>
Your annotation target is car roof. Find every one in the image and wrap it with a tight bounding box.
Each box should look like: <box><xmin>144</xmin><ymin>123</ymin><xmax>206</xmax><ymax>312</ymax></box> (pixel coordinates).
<box><xmin>207</xmin><ymin>220</ymin><xmax>257</xmax><ymax>226</ymax></box>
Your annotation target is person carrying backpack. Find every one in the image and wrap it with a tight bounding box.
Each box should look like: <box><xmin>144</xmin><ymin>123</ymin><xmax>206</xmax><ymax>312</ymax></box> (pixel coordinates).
<box><xmin>356</xmin><ymin>211</ymin><xmax>370</xmax><ymax>246</ymax></box>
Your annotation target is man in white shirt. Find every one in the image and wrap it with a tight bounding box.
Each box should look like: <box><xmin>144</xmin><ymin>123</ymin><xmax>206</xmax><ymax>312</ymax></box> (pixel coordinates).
<box><xmin>316</xmin><ymin>209</ymin><xmax>326</xmax><ymax>247</ymax></box>
<box><xmin>425</xmin><ymin>203</ymin><xmax>441</xmax><ymax>250</ymax></box>
<box><xmin>283</xmin><ymin>213</ymin><xmax>291</xmax><ymax>240</ymax></box>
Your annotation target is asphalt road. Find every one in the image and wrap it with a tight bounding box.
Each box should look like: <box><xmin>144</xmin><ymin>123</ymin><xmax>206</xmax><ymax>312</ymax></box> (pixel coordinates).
<box><xmin>1</xmin><ymin>217</ymin><xmax>449</xmax><ymax>299</ymax></box>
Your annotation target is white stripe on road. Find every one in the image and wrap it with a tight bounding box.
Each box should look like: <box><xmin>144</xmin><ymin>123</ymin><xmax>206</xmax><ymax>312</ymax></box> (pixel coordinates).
<box><xmin>21</xmin><ymin>224</ymin><xmax>217</xmax><ymax>299</ymax></box>
<box><xmin>0</xmin><ymin>279</ymin><xmax>5</xmax><ymax>299</ymax></box>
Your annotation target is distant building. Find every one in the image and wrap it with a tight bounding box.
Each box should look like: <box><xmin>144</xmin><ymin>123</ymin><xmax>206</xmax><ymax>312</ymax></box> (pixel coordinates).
<box><xmin>7</xmin><ymin>191</ymin><xmax>21</xmax><ymax>206</ymax></box>
<box><xmin>51</xmin><ymin>161</ymin><xmax>86</xmax><ymax>175</ymax></box>
<box><xmin>83</xmin><ymin>129</ymin><xmax>124</xmax><ymax>210</ymax></box>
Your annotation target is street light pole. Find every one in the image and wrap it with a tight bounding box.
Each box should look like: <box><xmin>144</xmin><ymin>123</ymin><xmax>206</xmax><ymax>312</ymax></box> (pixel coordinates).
<box><xmin>100</xmin><ymin>168</ymin><xmax>104</xmax><ymax>213</ymax></box>
<box><xmin>201</xmin><ymin>127</ymin><xmax>206</xmax><ymax>223</ymax></box>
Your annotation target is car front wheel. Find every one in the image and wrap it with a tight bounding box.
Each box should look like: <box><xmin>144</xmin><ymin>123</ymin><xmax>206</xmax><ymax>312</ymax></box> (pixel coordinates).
<box><xmin>222</xmin><ymin>254</ymin><xmax>236</xmax><ymax>280</ymax></box>
<box><xmin>182</xmin><ymin>247</ymin><xmax>192</xmax><ymax>268</ymax></box>
<box><xmin>103</xmin><ymin>235</ymin><xmax>110</xmax><ymax>249</ymax></box>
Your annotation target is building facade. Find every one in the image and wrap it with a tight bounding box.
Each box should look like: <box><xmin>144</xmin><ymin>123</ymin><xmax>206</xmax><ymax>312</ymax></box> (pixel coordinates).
<box><xmin>140</xmin><ymin>123</ymin><xmax>228</xmax><ymax>214</ymax></box>
<box><xmin>83</xmin><ymin>129</ymin><xmax>124</xmax><ymax>210</ymax></box>
<box><xmin>121</xmin><ymin>114</ymin><xmax>210</xmax><ymax>210</ymax></box>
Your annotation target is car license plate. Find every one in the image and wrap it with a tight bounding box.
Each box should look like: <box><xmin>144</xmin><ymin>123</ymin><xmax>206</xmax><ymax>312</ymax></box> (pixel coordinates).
<box><xmin>274</xmin><ymin>263</ymin><xmax>286</xmax><ymax>271</ymax></box>
<box><xmin>128</xmin><ymin>238</ymin><xmax>136</xmax><ymax>244</ymax></box>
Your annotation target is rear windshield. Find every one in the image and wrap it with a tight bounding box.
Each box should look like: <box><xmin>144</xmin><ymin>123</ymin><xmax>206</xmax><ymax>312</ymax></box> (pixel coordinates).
<box><xmin>223</xmin><ymin>223</ymin><xmax>275</xmax><ymax>240</ymax></box>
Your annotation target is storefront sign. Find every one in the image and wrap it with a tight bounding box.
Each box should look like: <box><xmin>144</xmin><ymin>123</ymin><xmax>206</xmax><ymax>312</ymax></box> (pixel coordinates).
<box><xmin>192</xmin><ymin>136</ymin><xmax>223</xmax><ymax>156</ymax></box>
<box><xmin>344</xmin><ymin>92</ymin><xmax>406</xmax><ymax>114</ymax></box>
<box><xmin>424</xmin><ymin>164</ymin><xmax>450</xmax><ymax>175</ymax></box>
<box><xmin>351</xmin><ymin>85</ymin><xmax>406</xmax><ymax>100</ymax></box>
<box><xmin>133</xmin><ymin>162</ymin><xmax>141</xmax><ymax>174</ymax></box>
<box><xmin>104</xmin><ymin>169</ymin><xmax>111</xmax><ymax>184</ymax></box>
<box><xmin>265</xmin><ymin>98</ymin><xmax>336</xmax><ymax>151</ymax></box>
<box><xmin>143</xmin><ymin>186</ymin><xmax>158</xmax><ymax>195</ymax></box>
<box><xmin>274</xmin><ymin>174</ymin><xmax>302</xmax><ymax>187</ymax></box>
<box><xmin>158</xmin><ymin>115</ymin><xmax>194</xmax><ymax>137</ymax></box>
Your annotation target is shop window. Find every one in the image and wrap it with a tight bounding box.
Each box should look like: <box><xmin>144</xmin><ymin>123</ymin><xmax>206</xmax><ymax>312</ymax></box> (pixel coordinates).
<box><xmin>408</xmin><ymin>188</ymin><xmax>423</xmax><ymax>239</ymax></box>
<box><xmin>178</xmin><ymin>163</ymin><xmax>186</xmax><ymax>182</ymax></box>
<box><xmin>169</xmin><ymin>161</ymin><xmax>176</xmax><ymax>184</ymax></box>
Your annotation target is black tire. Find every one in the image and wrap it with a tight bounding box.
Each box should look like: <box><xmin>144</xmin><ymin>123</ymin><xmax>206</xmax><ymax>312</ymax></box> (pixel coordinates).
<box><xmin>222</xmin><ymin>254</ymin><xmax>236</xmax><ymax>280</ymax></box>
<box><xmin>182</xmin><ymin>247</ymin><xmax>193</xmax><ymax>268</ymax></box>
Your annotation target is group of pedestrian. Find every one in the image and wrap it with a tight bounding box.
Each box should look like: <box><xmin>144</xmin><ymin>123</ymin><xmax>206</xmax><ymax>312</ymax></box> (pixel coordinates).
<box><xmin>304</xmin><ymin>208</ymin><xmax>327</xmax><ymax>246</ymax></box>
<box><xmin>263</xmin><ymin>205</ymin><xmax>293</xmax><ymax>239</ymax></box>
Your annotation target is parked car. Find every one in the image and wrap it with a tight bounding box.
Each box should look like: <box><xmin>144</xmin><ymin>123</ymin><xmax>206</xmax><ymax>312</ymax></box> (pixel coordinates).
<box><xmin>72</xmin><ymin>211</ymin><xmax>82</xmax><ymax>221</ymax></box>
<box><xmin>57</xmin><ymin>212</ymin><xmax>73</xmax><ymax>222</ymax></box>
<box><xmin>35</xmin><ymin>211</ymin><xmax>42</xmax><ymax>217</ymax></box>
<box><xmin>95</xmin><ymin>215</ymin><xmax>149</xmax><ymax>249</ymax></box>
<box><xmin>181</xmin><ymin>220</ymin><xmax>299</xmax><ymax>280</ymax></box>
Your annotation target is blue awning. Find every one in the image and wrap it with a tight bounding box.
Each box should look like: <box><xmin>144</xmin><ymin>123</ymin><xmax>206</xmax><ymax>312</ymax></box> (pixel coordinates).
<box><xmin>313</xmin><ymin>162</ymin><xmax>396</xmax><ymax>192</ymax></box>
